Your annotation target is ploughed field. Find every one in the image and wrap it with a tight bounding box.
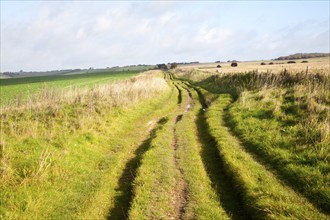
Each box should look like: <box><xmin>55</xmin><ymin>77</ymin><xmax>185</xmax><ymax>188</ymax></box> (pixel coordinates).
<box><xmin>0</xmin><ymin>65</ymin><xmax>329</xmax><ymax>219</ymax></box>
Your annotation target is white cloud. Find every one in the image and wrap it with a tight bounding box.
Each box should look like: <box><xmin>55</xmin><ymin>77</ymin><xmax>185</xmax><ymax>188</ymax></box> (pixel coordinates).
<box><xmin>1</xmin><ymin>1</ymin><xmax>329</xmax><ymax>72</ymax></box>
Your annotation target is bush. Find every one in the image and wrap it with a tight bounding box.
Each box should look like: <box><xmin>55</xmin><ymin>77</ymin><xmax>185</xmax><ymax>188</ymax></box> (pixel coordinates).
<box><xmin>217</xmin><ymin>65</ymin><xmax>222</xmax><ymax>68</ymax></box>
<box><xmin>157</xmin><ymin>64</ymin><xmax>168</xmax><ymax>70</ymax></box>
<box><xmin>301</xmin><ymin>60</ymin><xmax>308</xmax><ymax>63</ymax></box>
<box><xmin>170</xmin><ymin>63</ymin><xmax>178</xmax><ymax>69</ymax></box>
<box><xmin>269</xmin><ymin>62</ymin><xmax>274</xmax><ymax>65</ymax></box>
<box><xmin>260</xmin><ymin>62</ymin><xmax>266</xmax><ymax>65</ymax></box>
<box><xmin>287</xmin><ymin>61</ymin><xmax>296</xmax><ymax>64</ymax></box>
<box><xmin>231</xmin><ymin>62</ymin><xmax>238</xmax><ymax>67</ymax></box>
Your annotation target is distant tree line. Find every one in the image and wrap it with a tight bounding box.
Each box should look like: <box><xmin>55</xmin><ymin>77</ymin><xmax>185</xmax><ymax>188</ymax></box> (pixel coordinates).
<box><xmin>156</xmin><ymin>63</ymin><xmax>178</xmax><ymax>70</ymax></box>
<box><xmin>1</xmin><ymin>69</ymin><xmax>83</xmax><ymax>77</ymax></box>
<box><xmin>275</xmin><ymin>53</ymin><xmax>330</xmax><ymax>60</ymax></box>
<box><xmin>260</xmin><ymin>61</ymin><xmax>308</xmax><ymax>65</ymax></box>
<box><xmin>174</xmin><ymin>61</ymin><xmax>199</xmax><ymax>65</ymax></box>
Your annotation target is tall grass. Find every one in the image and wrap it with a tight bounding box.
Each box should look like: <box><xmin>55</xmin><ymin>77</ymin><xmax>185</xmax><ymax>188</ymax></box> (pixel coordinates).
<box><xmin>0</xmin><ymin>71</ymin><xmax>170</xmax><ymax>219</ymax></box>
<box><xmin>1</xmin><ymin>71</ymin><xmax>167</xmax><ymax>112</ymax></box>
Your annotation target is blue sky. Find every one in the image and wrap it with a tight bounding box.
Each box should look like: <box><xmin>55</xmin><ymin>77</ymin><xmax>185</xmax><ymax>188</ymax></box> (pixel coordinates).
<box><xmin>1</xmin><ymin>1</ymin><xmax>329</xmax><ymax>72</ymax></box>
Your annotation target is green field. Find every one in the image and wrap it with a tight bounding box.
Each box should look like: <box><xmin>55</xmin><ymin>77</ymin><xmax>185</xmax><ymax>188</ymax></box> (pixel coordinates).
<box><xmin>0</xmin><ymin>67</ymin><xmax>329</xmax><ymax>219</ymax></box>
<box><xmin>0</xmin><ymin>70</ymin><xmax>138</xmax><ymax>105</ymax></box>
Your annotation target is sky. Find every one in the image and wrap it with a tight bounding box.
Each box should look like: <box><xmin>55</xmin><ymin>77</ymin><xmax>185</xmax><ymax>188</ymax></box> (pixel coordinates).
<box><xmin>1</xmin><ymin>1</ymin><xmax>329</xmax><ymax>72</ymax></box>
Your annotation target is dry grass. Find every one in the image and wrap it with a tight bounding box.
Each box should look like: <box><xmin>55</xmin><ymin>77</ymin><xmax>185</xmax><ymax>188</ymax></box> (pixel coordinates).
<box><xmin>0</xmin><ymin>71</ymin><xmax>169</xmax><ymax>143</ymax></box>
<box><xmin>179</xmin><ymin>56</ymin><xmax>329</xmax><ymax>75</ymax></box>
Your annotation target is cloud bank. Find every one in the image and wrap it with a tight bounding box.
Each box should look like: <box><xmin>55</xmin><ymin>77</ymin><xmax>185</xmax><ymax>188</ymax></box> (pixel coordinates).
<box><xmin>1</xmin><ymin>1</ymin><xmax>329</xmax><ymax>72</ymax></box>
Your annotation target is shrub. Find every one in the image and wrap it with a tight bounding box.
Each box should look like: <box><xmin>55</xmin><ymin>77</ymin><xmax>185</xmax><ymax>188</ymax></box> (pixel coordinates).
<box><xmin>260</xmin><ymin>62</ymin><xmax>266</xmax><ymax>65</ymax></box>
<box><xmin>170</xmin><ymin>63</ymin><xmax>178</xmax><ymax>69</ymax></box>
<box><xmin>302</xmin><ymin>60</ymin><xmax>308</xmax><ymax>63</ymax></box>
<box><xmin>217</xmin><ymin>65</ymin><xmax>222</xmax><ymax>68</ymax></box>
<box><xmin>287</xmin><ymin>61</ymin><xmax>296</xmax><ymax>64</ymax></box>
<box><xmin>157</xmin><ymin>64</ymin><xmax>168</xmax><ymax>70</ymax></box>
<box><xmin>231</xmin><ymin>62</ymin><xmax>238</xmax><ymax>67</ymax></box>
<box><xmin>269</xmin><ymin>62</ymin><xmax>274</xmax><ymax>65</ymax></box>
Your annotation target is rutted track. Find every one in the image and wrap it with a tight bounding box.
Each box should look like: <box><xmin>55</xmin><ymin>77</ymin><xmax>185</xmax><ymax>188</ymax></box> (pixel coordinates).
<box><xmin>105</xmin><ymin>72</ymin><xmax>328</xmax><ymax>219</ymax></box>
<box><xmin>184</xmin><ymin>79</ymin><xmax>328</xmax><ymax>219</ymax></box>
<box><xmin>78</xmin><ymin>78</ymin><xmax>179</xmax><ymax>219</ymax></box>
<box><xmin>128</xmin><ymin>80</ymin><xmax>188</xmax><ymax>219</ymax></box>
<box><xmin>172</xmin><ymin>82</ymin><xmax>189</xmax><ymax>219</ymax></box>
<box><xmin>172</xmin><ymin>114</ymin><xmax>188</xmax><ymax>219</ymax></box>
<box><xmin>5</xmin><ymin>71</ymin><xmax>328</xmax><ymax>219</ymax></box>
<box><xmin>178</xmin><ymin>80</ymin><xmax>249</xmax><ymax>219</ymax></box>
<box><xmin>107</xmin><ymin>117</ymin><xmax>169</xmax><ymax>219</ymax></box>
<box><xmin>170</xmin><ymin>74</ymin><xmax>327</xmax><ymax>219</ymax></box>
<box><xmin>128</xmin><ymin>78</ymin><xmax>232</xmax><ymax>219</ymax></box>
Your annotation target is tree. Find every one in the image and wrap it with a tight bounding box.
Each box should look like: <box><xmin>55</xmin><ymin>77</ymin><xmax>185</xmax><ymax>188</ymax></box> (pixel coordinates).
<box><xmin>170</xmin><ymin>63</ymin><xmax>178</xmax><ymax>69</ymax></box>
<box><xmin>157</xmin><ymin>64</ymin><xmax>168</xmax><ymax>70</ymax></box>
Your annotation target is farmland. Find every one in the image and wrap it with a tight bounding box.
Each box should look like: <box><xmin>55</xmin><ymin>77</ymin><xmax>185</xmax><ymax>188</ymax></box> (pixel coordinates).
<box><xmin>182</xmin><ymin>56</ymin><xmax>329</xmax><ymax>75</ymax></box>
<box><xmin>0</xmin><ymin>71</ymin><xmax>138</xmax><ymax>106</ymax></box>
<box><xmin>0</xmin><ymin>57</ymin><xmax>329</xmax><ymax>219</ymax></box>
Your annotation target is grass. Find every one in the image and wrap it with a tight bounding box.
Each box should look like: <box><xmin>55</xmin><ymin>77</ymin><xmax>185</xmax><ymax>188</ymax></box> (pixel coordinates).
<box><xmin>227</xmin><ymin>86</ymin><xmax>330</xmax><ymax>212</ymax></box>
<box><xmin>174</xmin><ymin>84</ymin><xmax>230</xmax><ymax>219</ymax></box>
<box><xmin>186</xmin><ymin>84</ymin><xmax>249</xmax><ymax>220</ymax></box>
<box><xmin>0</xmin><ymin>72</ymin><xmax>170</xmax><ymax>219</ymax></box>
<box><xmin>0</xmin><ymin>70</ymin><xmax>138</xmax><ymax>105</ymax></box>
<box><xmin>1</xmin><ymin>64</ymin><xmax>329</xmax><ymax>219</ymax></box>
<box><xmin>174</xmin><ymin>68</ymin><xmax>329</xmax><ymax>218</ymax></box>
<box><xmin>186</xmin><ymin>68</ymin><xmax>330</xmax><ymax>212</ymax></box>
<box><xmin>205</xmin><ymin>94</ymin><xmax>327</xmax><ymax>219</ymax></box>
<box><xmin>178</xmin><ymin>56</ymin><xmax>330</xmax><ymax>75</ymax></box>
<box><xmin>128</xmin><ymin>80</ymin><xmax>185</xmax><ymax>219</ymax></box>
<box><xmin>81</xmin><ymin>83</ymin><xmax>178</xmax><ymax>220</ymax></box>
<box><xmin>129</xmin><ymin>80</ymin><xmax>231</xmax><ymax>219</ymax></box>
<box><xmin>128</xmin><ymin>114</ymin><xmax>178</xmax><ymax>219</ymax></box>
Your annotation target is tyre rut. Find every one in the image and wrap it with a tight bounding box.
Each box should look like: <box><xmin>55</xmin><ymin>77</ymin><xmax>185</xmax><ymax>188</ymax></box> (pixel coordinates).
<box><xmin>172</xmin><ymin>113</ymin><xmax>188</xmax><ymax>220</ymax></box>
<box><xmin>170</xmin><ymin>75</ymin><xmax>327</xmax><ymax>219</ymax></box>
<box><xmin>107</xmin><ymin>117</ymin><xmax>169</xmax><ymax>219</ymax></box>
<box><xmin>183</xmin><ymin>82</ymin><xmax>250</xmax><ymax>220</ymax></box>
<box><xmin>171</xmin><ymin>81</ymin><xmax>189</xmax><ymax>219</ymax></box>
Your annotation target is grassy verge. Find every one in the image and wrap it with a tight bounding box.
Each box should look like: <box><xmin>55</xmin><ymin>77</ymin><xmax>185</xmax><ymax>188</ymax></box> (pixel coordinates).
<box><xmin>227</xmin><ymin>86</ymin><xmax>329</xmax><ymax>213</ymax></box>
<box><xmin>205</xmin><ymin>94</ymin><xmax>327</xmax><ymax>219</ymax></box>
<box><xmin>0</xmin><ymin>72</ymin><xmax>170</xmax><ymax>219</ymax></box>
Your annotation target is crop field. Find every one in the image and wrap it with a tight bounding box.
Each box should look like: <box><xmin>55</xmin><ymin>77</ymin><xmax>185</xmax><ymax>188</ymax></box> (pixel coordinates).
<box><xmin>181</xmin><ymin>56</ymin><xmax>330</xmax><ymax>75</ymax></box>
<box><xmin>0</xmin><ymin>58</ymin><xmax>329</xmax><ymax>219</ymax></box>
<box><xmin>0</xmin><ymin>70</ymin><xmax>138</xmax><ymax>106</ymax></box>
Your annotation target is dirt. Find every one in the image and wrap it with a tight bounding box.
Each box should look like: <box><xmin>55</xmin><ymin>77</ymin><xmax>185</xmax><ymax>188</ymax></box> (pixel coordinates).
<box><xmin>170</xmin><ymin>115</ymin><xmax>188</xmax><ymax>220</ymax></box>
